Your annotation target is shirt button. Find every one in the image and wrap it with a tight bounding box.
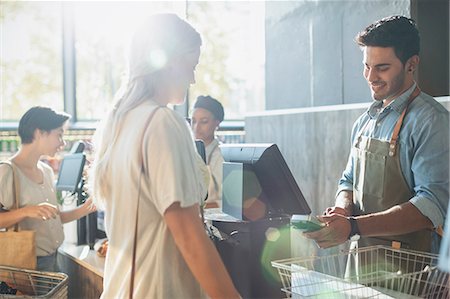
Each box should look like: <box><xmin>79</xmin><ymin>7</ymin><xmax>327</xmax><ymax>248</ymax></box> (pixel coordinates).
<box><xmin>377</xmin><ymin>123</ymin><xmax>381</xmax><ymax>127</ymax></box>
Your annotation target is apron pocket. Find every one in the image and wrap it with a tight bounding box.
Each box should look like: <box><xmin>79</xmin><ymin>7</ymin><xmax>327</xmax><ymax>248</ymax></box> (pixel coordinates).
<box><xmin>363</xmin><ymin>151</ymin><xmax>386</xmax><ymax>198</ymax></box>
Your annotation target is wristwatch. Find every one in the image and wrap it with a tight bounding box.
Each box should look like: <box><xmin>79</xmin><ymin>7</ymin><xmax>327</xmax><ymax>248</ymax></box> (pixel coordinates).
<box><xmin>347</xmin><ymin>217</ymin><xmax>360</xmax><ymax>241</ymax></box>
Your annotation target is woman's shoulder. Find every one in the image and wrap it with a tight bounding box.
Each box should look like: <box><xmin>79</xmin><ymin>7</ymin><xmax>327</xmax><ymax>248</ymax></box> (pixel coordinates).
<box><xmin>0</xmin><ymin>161</ymin><xmax>13</xmax><ymax>177</ymax></box>
<box><xmin>152</xmin><ymin>107</ymin><xmax>190</xmax><ymax>132</ymax></box>
<box><xmin>155</xmin><ymin>106</ymin><xmax>186</xmax><ymax>121</ymax></box>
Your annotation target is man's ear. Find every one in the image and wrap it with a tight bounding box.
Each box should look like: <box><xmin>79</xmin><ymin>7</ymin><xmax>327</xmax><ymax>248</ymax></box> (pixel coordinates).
<box><xmin>407</xmin><ymin>55</ymin><xmax>419</xmax><ymax>72</ymax></box>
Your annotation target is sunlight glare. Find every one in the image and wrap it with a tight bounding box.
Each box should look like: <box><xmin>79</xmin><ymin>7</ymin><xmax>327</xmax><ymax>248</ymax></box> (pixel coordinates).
<box><xmin>148</xmin><ymin>49</ymin><xmax>168</xmax><ymax>70</ymax></box>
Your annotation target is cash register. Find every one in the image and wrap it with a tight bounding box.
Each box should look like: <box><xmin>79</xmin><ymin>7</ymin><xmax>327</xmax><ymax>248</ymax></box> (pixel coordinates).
<box><xmin>205</xmin><ymin>143</ymin><xmax>311</xmax><ymax>299</ymax></box>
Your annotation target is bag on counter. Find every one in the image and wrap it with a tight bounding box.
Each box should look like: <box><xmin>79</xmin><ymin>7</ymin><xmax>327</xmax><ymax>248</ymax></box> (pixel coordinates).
<box><xmin>0</xmin><ymin>161</ymin><xmax>36</xmax><ymax>270</ymax></box>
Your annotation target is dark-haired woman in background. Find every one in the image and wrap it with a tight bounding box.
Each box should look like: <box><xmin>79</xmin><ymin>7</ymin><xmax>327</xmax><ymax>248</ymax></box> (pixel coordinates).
<box><xmin>0</xmin><ymin>106</ymin><xmax>96</xmax><ymax>272</ymax></box>
<box><xmin>191</xmin><ymin>95</ymin><xmax>225</xmax><ymax>209</ymax></box>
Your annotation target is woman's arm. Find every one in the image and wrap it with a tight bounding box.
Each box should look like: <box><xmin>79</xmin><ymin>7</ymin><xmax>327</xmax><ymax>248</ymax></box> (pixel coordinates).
<box><xmin>0</xmin><ymin>204</ymin><xmax>58</xmax><ymax>228</ymax></box>
<box><xmin>59</xmin><ymin>198</ymin><xmax>96</xmax><ymax>224</ymax></box>
<box><xmin>164</xmin><ymin>202</ymin><xmax>240</xmax><ymax>299</ymax></box>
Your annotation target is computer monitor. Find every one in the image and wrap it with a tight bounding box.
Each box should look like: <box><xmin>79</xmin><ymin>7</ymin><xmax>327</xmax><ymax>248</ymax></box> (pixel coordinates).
<box><xmin>221</xmin><ymin>143</ymin><xmax>311</xmax><ymax>221</ymax></box>
<box><xmin>56</xmin><ymin>153</ymin><xmax>86</xmax><ymax>192</ymax></box>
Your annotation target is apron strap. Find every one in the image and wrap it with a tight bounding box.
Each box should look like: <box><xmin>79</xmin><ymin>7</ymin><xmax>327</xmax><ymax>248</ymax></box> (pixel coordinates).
<box><xmin>436</xmin><ymin>226</ymin><xmax>444</xmax><ymax>238</ymax></box>
<box><xmin>389</xmin><ymin>86</ymin><xmax>421</xmax><ymax>156</ymax></box>
<box><xmin>354</xmin><ymin>118</ymin><xmax>372</xmax><ymax>148</ymax></box>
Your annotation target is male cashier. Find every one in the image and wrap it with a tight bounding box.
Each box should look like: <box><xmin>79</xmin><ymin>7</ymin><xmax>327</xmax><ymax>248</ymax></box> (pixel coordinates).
<box><xmin>305</xmin><ymin>16</ymin><xmax>449</xmax><ymax>253</ymax></box>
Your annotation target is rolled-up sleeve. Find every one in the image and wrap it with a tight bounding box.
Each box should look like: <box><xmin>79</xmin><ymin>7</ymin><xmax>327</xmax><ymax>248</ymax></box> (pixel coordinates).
<box><xmin>336</xmin><ymin>153</ymin><xmax>354</xmax><ymax>196</ymax></box>
<box><xmin>408</xmin><ymin>109</ymin><xmax>449</xmax><ymax>228</ymax></box>
<box><xmin>336</xmin><ymin>116</ymin><xmax>365</xmax><ymax>197</ymax></box>
<box><xmin>0</xmin><ymin>164</ymin><xmax>14</xmax><ymax>209</ymax></box>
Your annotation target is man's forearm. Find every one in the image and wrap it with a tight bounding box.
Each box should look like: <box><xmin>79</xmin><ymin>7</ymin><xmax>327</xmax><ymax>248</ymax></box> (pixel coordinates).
<box><xmin>335</xmin><ymin>190</ymin><xmax>353</xmax><ymax>216</ymax></box>
<box><xmin>356</xmin><ymin>202</ymin><xmax>434</xmax><ymax>237</ymax></box>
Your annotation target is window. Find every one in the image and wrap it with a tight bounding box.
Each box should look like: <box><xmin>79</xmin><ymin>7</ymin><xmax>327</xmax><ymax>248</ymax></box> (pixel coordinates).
<box><xmin>1</xmin><ymin>2</ymin><xmax>265</xmax><ymax>123</ymax></box>
<box><xmin>0</xmin><ymin>2</ymin><xmax>63</xmax><ymax>121</ymax></box>
<box><xmin>73</xmin><ymin>2</ymin><xmax>185</xmax><ymax>120</ymax></box>
<box><xmin>187</xmin><ymin>1</ymin><xmax>265</xmax><ymax>119</ymax></box>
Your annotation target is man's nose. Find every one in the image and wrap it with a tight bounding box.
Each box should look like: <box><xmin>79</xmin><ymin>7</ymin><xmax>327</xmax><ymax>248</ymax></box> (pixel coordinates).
<box><xmin>365</xmin><ymin>68</ymin><xmax>377</xmax><ymax>82</ymax></box>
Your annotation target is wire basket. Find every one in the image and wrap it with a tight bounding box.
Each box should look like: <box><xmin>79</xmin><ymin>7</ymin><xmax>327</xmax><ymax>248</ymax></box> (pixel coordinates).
<box><xmin>272</xmin><ymin>245</ymin><xmax>449</xmax><ymax>298</ymax></box>
<box><xmin>0</xmin><ymin>266</ymin><xmax>68</xmax><ymax>298</ymax></box>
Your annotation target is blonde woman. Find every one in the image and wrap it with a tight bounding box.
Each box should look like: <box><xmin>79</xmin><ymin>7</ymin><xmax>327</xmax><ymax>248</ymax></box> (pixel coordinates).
<box><xmin>90</xmin><ymin>14</ymin><xmax>240</xmax><ymax>298</ymax></box>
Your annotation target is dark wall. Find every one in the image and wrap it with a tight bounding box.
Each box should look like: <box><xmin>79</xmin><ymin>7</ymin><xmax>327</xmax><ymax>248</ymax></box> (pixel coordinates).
<box><xmin>265</xmin><ymin>1</ymin><xmax>449</xmax><ymax>110</ymax></box>
<box><xmin>412</xmin><ymin>0</ymin><xmax>450</xmax><ymax>96</ymax></box>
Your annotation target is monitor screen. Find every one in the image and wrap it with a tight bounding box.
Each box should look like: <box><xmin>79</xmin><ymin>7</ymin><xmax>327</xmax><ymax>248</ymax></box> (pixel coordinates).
<box><xmin>220</xmin><ymin>143</ymin><xmax>311</xmax><ymax>220</ymax></box>
<box><xmin>56</xmin><ymin>153</ymin><xmax>86</xmax><ymax>192</ymax></box>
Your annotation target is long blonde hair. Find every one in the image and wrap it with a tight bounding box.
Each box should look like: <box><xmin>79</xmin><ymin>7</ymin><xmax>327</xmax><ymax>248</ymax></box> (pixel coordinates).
<box><xmin>90</xmin><ymin>14</ymin><xmax>201</xmax><ymax>205</ymax></box>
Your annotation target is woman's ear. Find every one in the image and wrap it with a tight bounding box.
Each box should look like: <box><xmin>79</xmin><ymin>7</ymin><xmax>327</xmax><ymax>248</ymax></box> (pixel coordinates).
<box><xmin>33</xmin><ymin>129</ymin><xmax>42</xmax><ymax>140</ymax></box>
<box><xmin>34</xmin><ymin>129</ymin><xmax>48</xmax><ymax>141</ymax></box>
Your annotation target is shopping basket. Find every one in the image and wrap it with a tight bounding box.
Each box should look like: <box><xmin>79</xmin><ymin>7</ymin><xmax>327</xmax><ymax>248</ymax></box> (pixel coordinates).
<box><xmin>272</xmin><ymin>245</ymin><xmax>449</xmax><ymax>298</ymax></box>
<box><xmin>0</xmin><ymin>266</ymin><xmax>68</xmax><ymax>298</ymax></box>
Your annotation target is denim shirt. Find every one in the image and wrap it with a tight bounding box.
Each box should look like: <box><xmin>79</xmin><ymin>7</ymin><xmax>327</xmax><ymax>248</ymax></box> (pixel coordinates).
<box><xmin>338</xmin><ymin>84</ymin><xmax>449</xmax><ymax>228</ymax></box>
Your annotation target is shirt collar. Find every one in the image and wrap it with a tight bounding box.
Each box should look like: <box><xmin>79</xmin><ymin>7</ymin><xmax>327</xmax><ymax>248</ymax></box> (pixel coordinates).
<box><xmin>367</xmin><ymin>83</ymin><xmax>417</xmax><ymax>118</ymax></box>
<box><xmin>205</xmin><ymin>138</ymin><xmax>219</xmax><ymax>153</ymax></box>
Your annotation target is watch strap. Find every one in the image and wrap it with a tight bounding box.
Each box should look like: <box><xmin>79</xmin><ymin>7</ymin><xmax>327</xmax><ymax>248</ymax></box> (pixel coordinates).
<box><xmin>347</xmin><ymin>216</ymin><xmax>360</xmax><ymax>240</ymax></box>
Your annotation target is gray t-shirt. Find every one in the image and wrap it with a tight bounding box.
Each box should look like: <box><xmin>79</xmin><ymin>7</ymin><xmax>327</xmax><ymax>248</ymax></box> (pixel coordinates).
<box><xmin>0</xmin><ymin>161</ymin><xmax>64</xmax><ymax>256</ymax></box>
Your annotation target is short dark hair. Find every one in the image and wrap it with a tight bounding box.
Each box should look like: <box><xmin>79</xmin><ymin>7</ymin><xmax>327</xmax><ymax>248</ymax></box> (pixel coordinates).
<box><xmin>18</xmin><ymin>106</ymin><xmax>70</xmax><ymax>144</ymax></box>
<box><xmin>355</xmin><ymin>15</ymin><xmax>420</xmax><ymax>65</ymax></box>
<box><xmin>193</xmin><ymin>95</ymin><xmax>224</xmax><ymax>122</ymax></box>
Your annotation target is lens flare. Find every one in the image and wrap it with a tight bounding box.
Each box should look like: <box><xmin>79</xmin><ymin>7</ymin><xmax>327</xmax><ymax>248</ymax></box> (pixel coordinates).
<box><xmin>148</xmin><ymin>49</ymin><xmax>167</xmax><ymax>70</ymax></box>
<box><xmin>265</xmin><ymin>227</ymin><xmax>281</xmax><ymax>242</ymax></box>
<box><xmin>260</xmin><ymin>224</ymin><xmax>291</xmax><ymax>287</ymax></box>
<box><xmin>243</xmin><ymin>197</ymin><xmax>267</xmax><ymax>221</ymax></box>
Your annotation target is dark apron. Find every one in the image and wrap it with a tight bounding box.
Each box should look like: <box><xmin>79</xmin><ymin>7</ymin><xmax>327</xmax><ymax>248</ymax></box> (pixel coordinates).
<box><xmin>352</xmin><ymin>86</ymin><xmax>431</xmax><ymax>252</ymax></box>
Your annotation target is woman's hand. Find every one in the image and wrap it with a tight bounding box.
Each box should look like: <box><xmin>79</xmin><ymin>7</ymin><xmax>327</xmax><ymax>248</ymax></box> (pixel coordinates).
<box><xmin>23</xmin><ymin>203</ymin><xmax>59</xmax><ymax>221</ymax></box>
<box><xmin>80</xmin><ymin>198</ymin><xmax>97</xmax><ymax>216</ymax></box>
<box><xmin>59</xmin><ymin>198</ymin><xmax>97</xmax><ymax>224</ymax></box>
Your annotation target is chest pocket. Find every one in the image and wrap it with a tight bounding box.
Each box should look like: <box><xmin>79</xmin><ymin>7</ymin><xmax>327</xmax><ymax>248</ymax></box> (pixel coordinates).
<box><xmin>353</xmin><ymin>147</ymin><xmax>386</xmax><ymax>199</ymax></box>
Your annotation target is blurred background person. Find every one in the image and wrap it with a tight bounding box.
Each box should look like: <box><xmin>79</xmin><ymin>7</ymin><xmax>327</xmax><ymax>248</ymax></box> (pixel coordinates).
<box><xmin>0</xmin><ymin>106</ymin><xmax>96</xmax><ymax>272</ymax></box>
<box><xmin>191</xmin><ymin>95</ymin><xmax>225</xmax><ymax>209</ymax></box>
<box><xmin>90</xmin><ymin>14</ymin><xmax>239</xmax><ymax>298</ymax></box>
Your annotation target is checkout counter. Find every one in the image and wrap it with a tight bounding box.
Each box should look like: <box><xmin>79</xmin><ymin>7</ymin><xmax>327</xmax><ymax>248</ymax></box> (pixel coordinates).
<box><xmin>58</xmin><ymin>214</ymin><xmax>291</xmax><ymax>299</ymax></box>
<box><xmin>58</xmin><ymin>242</ymin><xmax>103</xmax><ymax>299</ymax></box>
<box><xmin>204</xmin><ymin>208</ymin><xmax>291</xmax><ymax>298</ymax></box>
<box><xmin>56</xmin><ymin>143</ymin><xmax>309</xmax><ymax>299</ymax></box>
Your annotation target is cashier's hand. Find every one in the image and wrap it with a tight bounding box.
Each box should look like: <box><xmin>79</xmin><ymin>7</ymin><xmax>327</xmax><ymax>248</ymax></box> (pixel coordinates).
<box><xmin>303</xmin><ymin>214</ymin><xmax>351</xmax><ymax>249</ymax></box>
<box><xmin>324</xmin><ymin>206</ymin><xmax>349</xmax><ymax>217</ymax></box>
